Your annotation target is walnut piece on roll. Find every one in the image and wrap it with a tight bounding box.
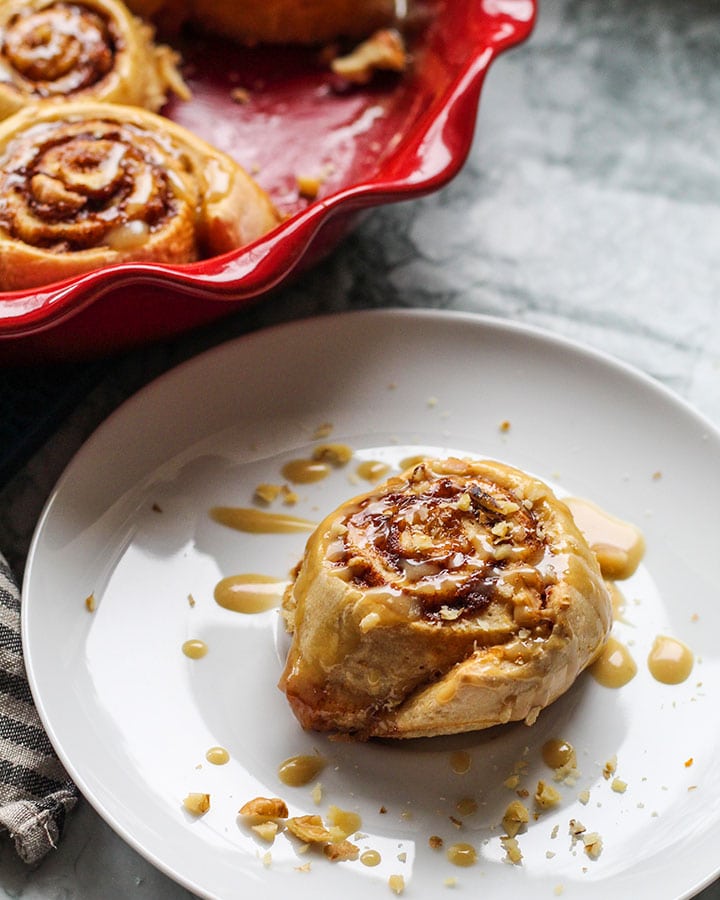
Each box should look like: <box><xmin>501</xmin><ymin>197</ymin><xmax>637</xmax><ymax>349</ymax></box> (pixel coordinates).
<box><xmin>0</xmin><ymin>101</ymin><xmax>279</xmax><ymax>290</ymax></box>
<box><xmin>0</xmin><ymin>0</ymin><xmax>189</xmax><ymax>120</ymax></box>
<box><xmin>124</xmin><ymin>0</ymin><xmax>401</xmax><ymax>46</ymax></box>
<box><xmin>279</xmin><ymin>458</ymin><xmax>613</xmax><ymax>740</ymax></box>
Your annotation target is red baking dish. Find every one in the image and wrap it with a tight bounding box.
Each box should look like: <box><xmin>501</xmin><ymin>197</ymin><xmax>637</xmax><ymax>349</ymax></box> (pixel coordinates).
<box><xmin>0</xmin><ymin>0</ymin><xmax>535</xmax><ymax>362</ymax></box>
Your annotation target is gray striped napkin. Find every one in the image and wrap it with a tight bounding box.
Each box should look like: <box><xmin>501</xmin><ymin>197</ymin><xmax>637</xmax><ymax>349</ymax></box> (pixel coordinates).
<box><xmin>0</xmin><ymin>553</ymin><xmax>79</xmax><ymax>864</ymax></box>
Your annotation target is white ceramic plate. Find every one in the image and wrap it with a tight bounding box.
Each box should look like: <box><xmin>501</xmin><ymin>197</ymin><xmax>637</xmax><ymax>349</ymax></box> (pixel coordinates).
<box><xmin>23</xmin><ymin>310</ymin><xmax>720</xmax><ymax>900</ymax></box>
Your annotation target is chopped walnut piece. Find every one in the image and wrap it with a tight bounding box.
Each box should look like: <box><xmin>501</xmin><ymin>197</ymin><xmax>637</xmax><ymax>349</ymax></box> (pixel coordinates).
<box><xmin>500</xmin><ymin>835</ymin><xmax>523</xmax><ymax>864</ymax></box>
<box><xmin>286</xmin><ymin>815</ymin><xmax>333</xmax><ymax>843</ymax></box>
<box><xmin>502</xmin><ymin>800</ymin><xmax>529</xmax><ymax>837</ymax></box>
<box><xmin>239</xmin><ymin>797</ymin><xmax>289</xmax><ymax>820</ymax></box>
<box><xmin>254</xmin><ymin>483</ymin><xmax>282</xmax><ymax>504</ymax></box>
<box><xmin>331</xmin><ymin>29</ymin><xmax>407</xmax><ymax>85</ymax></box>
<box><xmin>602</xmin><ymin>755</ymin><xmax>617</xmax><ymax>780</ymax></box>
<box><xmin>183</xmin><ymin>792</ymin><xmax>210</xmax><ymax>815</ymax></box>
<box><xmin>296</xmin><ymin>173</ymin><xmax>323</xmax><ymax>200</ymax></box>
<box><xmin>252</xmin><ymin>821</ymin><xmax>279</xmax><ymax>842</ymax></box>
<box><xmin>429</xmin><ymin>835</ymin><xmax>443</xmax><ymax>849</ymax></box>
<box><xmin>611</xmin><ymin>777</ymin><xmax>627</xmax><ymax>794</ymax></box>
<box><xmin>535</xmin><ymin>780</ymin><xmax>562</xmax><ymax>810</ymax></box>
<box><xmin>230</xmin><ymin>86</ymin><xmax>251</xmax><ymax>104</ymax></box>
<box><xmin>388</xmin><ymin>874</ymin><xmax>405</xmax><ymax>895</ymax></box>
<box><xmin>85</xmin><ymin>593</ymin><xmax>96</xmax><ymax>612</ymax></box>
<box><xmin>323</xmin><ymin>840</ymin><xmax>360</xmax><ymax>861</ymax></box>
<box><xmin>568</xmin><ymin>819</ymin><xmax>586</xmax><ymax>846</ymax></box>
<box><xmin>582</xmin><ymin>832</ymin><xmax>603</xmax><ymax>859</ymax></box>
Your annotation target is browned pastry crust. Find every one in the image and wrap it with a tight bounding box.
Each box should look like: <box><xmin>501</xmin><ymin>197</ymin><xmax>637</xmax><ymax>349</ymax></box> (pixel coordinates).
<box><xmin>124</xmin><ymin>0</ymin><xmax>400</xmax><ymax>45</ymax></box>
<box><xmin>0</xmin><ymin>0</ymin><xmax>189</xmax><ymax>119</ymax></box>
<box><xmin>0</xmin><ymin>101</ymin><xmax>279</xmax><ymax>289</ymax></box>
<box><xmin>279</xmin><ymin>458</ymin><xmax>612</xmax><ymax>739</ymax></box>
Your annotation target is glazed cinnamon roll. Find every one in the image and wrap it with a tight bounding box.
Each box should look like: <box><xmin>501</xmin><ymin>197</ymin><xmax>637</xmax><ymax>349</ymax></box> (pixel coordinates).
<box><xmin>125</xmin><ymin>0</ymin><xmax>401</xmax><ymax>45</ymax></box>
<box><xmin>279</xmin><ymin>458</ymin><xmax>612</xmax><ymax>739</ymax></box>
<box><xmin>0</xmin><ymin>0</ymin><xmax>189</xmax><ymax>120</ymax></box>
<box><xmin>0</xmin><ymin>101</ymin><xmax>279</xmax><ymax>290</ymax></box>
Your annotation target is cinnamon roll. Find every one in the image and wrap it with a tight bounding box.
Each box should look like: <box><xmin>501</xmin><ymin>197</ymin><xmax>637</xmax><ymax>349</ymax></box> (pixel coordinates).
<box><xmin>0</xmin><ymin>101</ymin><xmax>279</xmax><ymax>289</ymax></box>
<box><xmin>124</xmin><ymin>0</ymin><xmax>401</xmax><ymax>45</ymax></box>
<box><xmin>0</xmin><ymin>0</ymin><xmax>189</xmax><ymax>120</ymax></box>
<box><xmin>279</xmin><ymin>458</ymin><xmax>612</xmax><ymax>739</ymax></box>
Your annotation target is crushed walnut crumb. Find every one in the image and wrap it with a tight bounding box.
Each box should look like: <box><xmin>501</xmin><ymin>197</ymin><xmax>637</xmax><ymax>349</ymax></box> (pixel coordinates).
<box><xmin>331</xmin><ymin>28</ymin><xmax>407</xmax><ymax>85</ymax></box>
<box><xmin>239</xmin><ymin>797</ymin><xmax>289</xmax><ymax>820</ymax></box>
<box><xmin>230</xmin><ymin>86</ymin><xmax>250</xmax><ymax>104</ymax></box>
<box><xmin>582</xmin><ymin>832</ymin><xmax>603</xmax><ymax>859</ymax></box>
<box><xmin>502</xmin><ymin>800</ymin><xmax>529</xmax><ymax>837</ymax></box>
<box><xmin>183</xmin><ymin>792</ymin><xmax>210</xmax><ymax>815</ymax></box>
<box><xmin>535</xmin><ymin>780</ymin><xmax>562</xmax><ymax>810</ymax></box>
<box><xmin>429</xmin><ymin>835</ymin><xmax>444</xmax><ymax>849</ymax></box>
<box><xmin>602</xmin><ymin>755</ymin><xmax>617</xmax><ymax>780</ymax></box>
<box><xmin>500</xmin><ymin>834</ymin><xmax>523</xmax><ymax>864</ymax></box>
<box><xmin>254</xmin><ymin>483</ymin><xmax>282</xmax><ymax>504</ymax></box>
<box><xmin>323</xmin><ymin>840</ymin><xmax>360</xmax><ymax>861</ymax></box>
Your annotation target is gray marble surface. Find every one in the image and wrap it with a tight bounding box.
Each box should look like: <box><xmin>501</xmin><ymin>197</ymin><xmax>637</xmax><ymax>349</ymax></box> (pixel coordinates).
<box><xmin>1</xmin><ymin>0</ymin><xmax>719</xmax><ymax>896</ymax></box>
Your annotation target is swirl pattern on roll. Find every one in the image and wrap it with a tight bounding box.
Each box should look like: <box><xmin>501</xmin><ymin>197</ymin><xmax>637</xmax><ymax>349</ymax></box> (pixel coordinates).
<box><xmin>0</xmin><ymin>0</ymin><xmax>189</xmax><ymax>119</ymax></box>
<box><xmin>0</xmin><ymin>102</ymin><xmax>279</xmax><ymax>289</ymax></box>
<box><xmin>279</xmin><ymin>458</ymin><xmax>612</xmax><ymax>739</ymax></box>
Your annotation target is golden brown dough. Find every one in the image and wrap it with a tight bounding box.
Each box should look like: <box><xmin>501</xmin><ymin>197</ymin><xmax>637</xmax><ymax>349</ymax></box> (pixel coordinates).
<box><xmin>125</xmin><ymin>0</ymin><xmax>400</xmax><ymax>45</ymax></box>
<box><xmin>0</xmin><ymin>0</ymin><xmax>189</xmax><ymax>120</ymax></box>
<box><xmin>0</xmin><ymin>101</ymin><xmax>279</xmax><ymax>290</ymax></box>
<box><xmin>279</xmin><ymin>458</ymin><xmax>612</xmax><ymax>739</ymax></box>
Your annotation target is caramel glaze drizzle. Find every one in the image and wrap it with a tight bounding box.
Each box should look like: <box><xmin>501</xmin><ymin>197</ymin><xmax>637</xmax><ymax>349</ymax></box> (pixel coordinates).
<box><xmin>334</xmin><ymin>470</ymin><xmax>544</xmax><ymax>623</ymax></box>
<box><xmin>2</xmin><ymin>4</ymin><xmax>117</xmax><ymax>96</ymax></box>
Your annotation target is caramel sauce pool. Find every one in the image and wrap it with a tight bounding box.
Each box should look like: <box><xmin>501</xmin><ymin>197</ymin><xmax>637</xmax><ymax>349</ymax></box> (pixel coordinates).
<box><xmin>281</xmin><ymin>458</ymin><xmax>330</xmax><ymax>484</ymax></box>
<box><xmin>181</xmin><ymin>639</ymin><xmax>208</xmax><ymax>659</ymax></box>
<box><xmin>447</xmin><ymin>842</ymin><xmax>478</xmax><ymax>867</ymax></box>
<box><xmin>590</xmin><ymin>636</ymin><xmax>638</xmax><ymax>688</ymax></box>
<box><xmin>277</xmin><ymin>754</ymin><xmax>326</xmax><ymax>787</ymax></box>
<box><xmin>206</xmin><ymin>746</ymin><xmax>230</xmax><ymax>765</ymax></box>
<box><xmin>647</xmin><ymin>635</ymin><xmax>694</xmax><ymax>684</ymax></box>
<box><xmin>214</xmin><ymin>574</ymin><xmax>286</xmax><ymax>613</ymax></box>
<box><xmin>449</xmin><ymin>750</ymin><xmax>472</xmax><ymax>775</ymax></box>
<box><xmin>356</xmin><ymin>460</ymin><xmax>391</xmax><ymax>482</ymax></box>
<box><xmin>542</xmin><ymin>738</ymin><xmax>576</xmax><ymax>770</ymax></box>
<box><xmin>565</xmin><ymin>497</ymin><xmax>645</xmax><ymax>580</ymax></box>
<box><xmin>210</xmin><ymin>506</ymin><xmax>315</xmax><ymax>534</ymax></box>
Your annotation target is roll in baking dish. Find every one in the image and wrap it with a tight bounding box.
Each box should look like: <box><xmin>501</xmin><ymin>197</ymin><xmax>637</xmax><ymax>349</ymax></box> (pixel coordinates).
<box><xmin>0</xmin><ymin>0</ymin><xmax>188</xmax><ymax>119</ymax></box>
<box><xmin>280</xmin><ymin>458</ymin><xmax>612</xmax><ymax>739</ymax></box>
<box><xmin>0</xmin><ymin>101</ymin><xmax>279</xmax><ymax>289</ymax></box>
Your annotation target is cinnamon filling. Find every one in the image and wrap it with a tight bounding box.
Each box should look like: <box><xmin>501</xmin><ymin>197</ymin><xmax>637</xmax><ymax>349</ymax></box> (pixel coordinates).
<box><xmin>332</xmin><ymin>466</ymin><xmax>546</xmax><ymax>622</ymax></box>
<box><xmin>0</xmin><ymin>122</ymin><xmax>175</xmax><ymax>251</ymax></box>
